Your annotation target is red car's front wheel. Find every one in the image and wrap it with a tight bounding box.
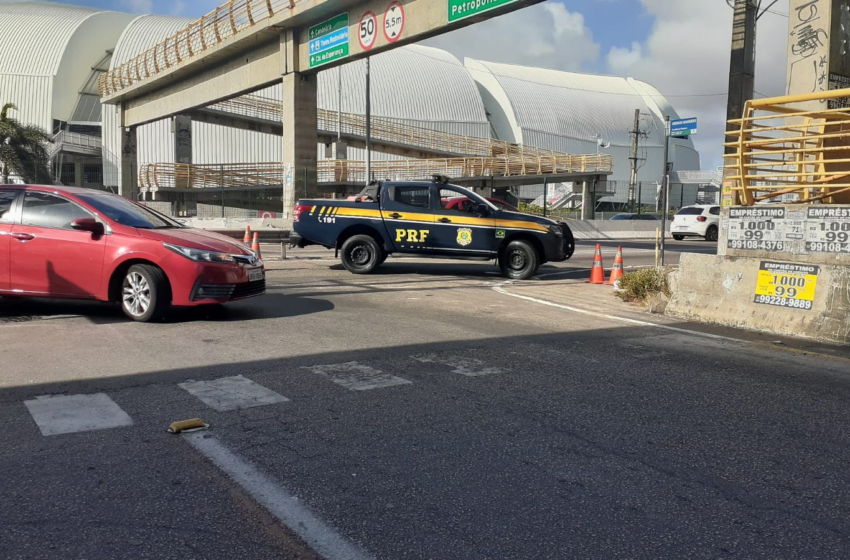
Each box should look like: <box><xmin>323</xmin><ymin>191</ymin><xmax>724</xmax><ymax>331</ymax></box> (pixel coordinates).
<box><xmin>121</xmin><ymin>264</ymin><xmax>171</xmax><ymax>322</ymax></box>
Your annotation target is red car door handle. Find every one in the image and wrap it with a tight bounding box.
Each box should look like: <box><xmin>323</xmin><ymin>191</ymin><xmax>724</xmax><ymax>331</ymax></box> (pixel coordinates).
<box><xmin>11</xmin><ymin>233</ymin><xmax>34</xmax><ymax>241</ymax></box>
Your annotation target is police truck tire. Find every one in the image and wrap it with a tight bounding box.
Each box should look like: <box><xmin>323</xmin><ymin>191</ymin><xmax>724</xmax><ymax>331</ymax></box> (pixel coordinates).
<box><xmin>376</xmin><ymin>251</ymin><xmax>388</xmax><ymax>266</ymax></box>
<box><xmin>673</xmin><ymin>235</ymin><xmax>684</xmax><ymax>241</ymax></box>
<box><xmin>499</xmin><ymin>240</ymin><xmax>539</xmax><ymax>280</ymax></box>
<box><xmin>341</xmin><ymin>235</ymin><xmax>381</xmax><ymax>274</ymax></box>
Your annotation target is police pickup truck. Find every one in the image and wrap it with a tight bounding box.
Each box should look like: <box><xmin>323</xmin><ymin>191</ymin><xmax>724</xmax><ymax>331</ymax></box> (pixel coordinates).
<box><xmin>290</xmin><ymin>178</ymin><xmax>574</xmax><ymax>280</ymax></box>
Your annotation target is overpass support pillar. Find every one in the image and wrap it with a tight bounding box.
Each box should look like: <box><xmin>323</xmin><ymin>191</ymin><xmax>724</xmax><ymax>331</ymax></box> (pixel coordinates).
<box><xmin>282</xmin><ymin>72</ymin><xmax>318</xmax><ymax>219</ymax></box>
<box><xmin>580</xmin><ymin>181</ymin><xmax>593</xmax><ymax>221</ymax></box>
<box><xmin>120</xmin><ymin>126</ymin><xmax>137</xmax><ymax>199</ymax></box>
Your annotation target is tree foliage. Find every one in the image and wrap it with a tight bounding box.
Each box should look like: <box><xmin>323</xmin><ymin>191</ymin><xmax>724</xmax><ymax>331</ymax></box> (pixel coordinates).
<box><xmin>0</xmin><ymin>103</ymin><xmax>53</xmax><ymax>184</ymax></box>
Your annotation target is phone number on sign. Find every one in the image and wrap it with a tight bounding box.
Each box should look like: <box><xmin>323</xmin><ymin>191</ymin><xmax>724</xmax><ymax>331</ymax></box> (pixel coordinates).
<box><xmin>728</xmin><ymin>240</ymin><xmax>785</xmax><ymax>251</ymax></box>
<box><xmin>754</xmin><ymin>294</ymin><xmax>813</xmax><ymax>309</ymax></box>
<box><xmin>806</xmin><ymin>241</ymin><xmax>850</xmax><ymax>253</ymax></box>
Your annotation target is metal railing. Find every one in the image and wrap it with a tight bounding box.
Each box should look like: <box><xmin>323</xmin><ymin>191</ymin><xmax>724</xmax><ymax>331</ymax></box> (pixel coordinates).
<box><xmin>212</xmin><ymin>94</ymin><xmax>567</xmax><ymax>159</ymax></box>
<box><xmin>49</xmin><ymin>131</ymin><xmax>103</xmax><ymax>158</ymax></box>
<box><xmin>98</xmin><ymin>0</ymin><xmax>306</xmax><ymax>98</ymax></box>
<box><xmin>138</xmin><ymin>154</ymin><xmax>613</xmax><ymax>190</ymax></box>
<box><xmin>724</xmin><ymin>88</ymin><xmax>850</xmax><ymax>205</ymax></box>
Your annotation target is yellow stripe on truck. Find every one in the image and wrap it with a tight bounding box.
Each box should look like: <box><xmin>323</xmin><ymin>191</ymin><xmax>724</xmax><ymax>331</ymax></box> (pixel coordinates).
<box><xmin>334</xmin><ymin>207</ymin><xmax>383</xmax><ymax>218</ymax></box>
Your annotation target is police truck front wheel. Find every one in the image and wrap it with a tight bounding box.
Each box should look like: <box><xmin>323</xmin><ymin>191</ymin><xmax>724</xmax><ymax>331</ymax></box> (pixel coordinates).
<box><xmin>499</xmin><ymin>240</ymin><xmax>539</xmax><ymax>280</ymax></box>
<box><xmin>340</xmin><ymin>235</ymin><xmax>381</xmax><ymax>274</ymax></box>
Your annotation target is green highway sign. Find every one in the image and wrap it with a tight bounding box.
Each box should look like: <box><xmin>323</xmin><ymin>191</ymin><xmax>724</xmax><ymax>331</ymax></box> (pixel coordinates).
<box><xmin>310</xmin><ymin>43</ymin><xmax>350</xmax><ymax>68</ymax></box>
<box><xmin>308</xmin><ymin>13</ymin><xmax>350</xmax><ymax>69</ymax></box>
<box><xmin>308</xmin><ymin>13</ymin><xmax>349</xmax><ymax>41</ymax></box>
<box><xmin>448</xmin><ymin>0</ymin><xmax>519</xmax><ymax>23</ymax></box>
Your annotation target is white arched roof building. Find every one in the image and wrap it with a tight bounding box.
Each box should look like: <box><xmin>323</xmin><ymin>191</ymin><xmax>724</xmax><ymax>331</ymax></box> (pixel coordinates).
<box><xmin>465</xmin><ymin>59</ymin><xmax>701</xmax><ymax>201</ymax></box>
<box><xmin>0</xmin><ymin>2</ymin><xmax>133</xmax><ymax>131</ymax></box>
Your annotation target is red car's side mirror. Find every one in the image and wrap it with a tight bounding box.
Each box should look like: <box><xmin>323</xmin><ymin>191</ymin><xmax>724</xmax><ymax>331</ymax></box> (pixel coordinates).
<box><xmin>71</xmin><ymin>218</ymin><xmax>105</xmax><ymax>235</ymax></box>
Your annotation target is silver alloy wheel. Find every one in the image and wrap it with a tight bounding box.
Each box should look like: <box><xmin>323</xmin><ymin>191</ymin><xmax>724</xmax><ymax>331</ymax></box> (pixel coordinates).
<box><xmin>122</xmin><ymin>272</ymin><xmax>151</xmax><ymax>317</ymax></box>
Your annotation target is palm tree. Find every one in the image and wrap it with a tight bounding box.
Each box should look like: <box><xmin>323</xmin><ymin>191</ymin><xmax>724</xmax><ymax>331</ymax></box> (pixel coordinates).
<box><xmin>0</xmin><ymin>103</ymin><xmax>53</xmax><ymax>184</ymax></box>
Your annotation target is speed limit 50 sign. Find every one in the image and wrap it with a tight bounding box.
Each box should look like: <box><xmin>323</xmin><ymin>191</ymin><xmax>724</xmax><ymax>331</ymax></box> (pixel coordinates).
<box><xmin>359</xmin><ymin>11</ymin><xmax>377</xmax><ymax>50</ymax></box>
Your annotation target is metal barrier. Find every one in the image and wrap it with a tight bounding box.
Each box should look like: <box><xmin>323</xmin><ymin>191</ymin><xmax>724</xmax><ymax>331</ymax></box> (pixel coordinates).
<box><xmin>724</xmin><ymin>88</ymin><xmax>850</xmax><ymax>205</ymax></box>
<box><xmin>98</xmin><ymin>0</ymin><xmax>306</xmax><ymax>98</ymax></box>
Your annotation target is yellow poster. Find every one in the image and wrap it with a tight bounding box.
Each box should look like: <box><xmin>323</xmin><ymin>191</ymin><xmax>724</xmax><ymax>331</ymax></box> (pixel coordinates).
<box><xmin>754</xmin><ymin>261</ymin><xmax>820</xmax><ymax>310</ymax></box>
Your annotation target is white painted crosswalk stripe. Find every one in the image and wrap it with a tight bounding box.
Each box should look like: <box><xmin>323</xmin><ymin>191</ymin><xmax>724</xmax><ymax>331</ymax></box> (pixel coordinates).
<box><xmin>412</xmin><ymin>354</ymin><xmax>507</xmax><ymax>377</ymax></box>
<box><xmin>303</xmin><ymin>362</ymin><xmax>412</xmax><ymax>391</ymax></box>
<box><xmin>24</xmin><ymin>393</ymin><xmax>134</xmax><ymax>436</ymax></box>
<box><xmin>179</xmin><ymin>375</ymin><xmax>290</xmax><ymax>412</ymax></box>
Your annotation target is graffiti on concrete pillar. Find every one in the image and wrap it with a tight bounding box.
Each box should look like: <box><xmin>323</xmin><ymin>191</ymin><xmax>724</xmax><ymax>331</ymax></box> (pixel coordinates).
<box><xmin>788</xmin><ymin>0</ymin><xmax>830</xmax><ymax>97</ymax></box>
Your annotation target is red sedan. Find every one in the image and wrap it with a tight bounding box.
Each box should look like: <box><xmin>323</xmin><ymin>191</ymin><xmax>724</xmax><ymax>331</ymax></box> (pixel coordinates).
<box><xmin>0</xmin><ymin>185</ymin><xmax>264</xmax><ymax>322</ymax></box>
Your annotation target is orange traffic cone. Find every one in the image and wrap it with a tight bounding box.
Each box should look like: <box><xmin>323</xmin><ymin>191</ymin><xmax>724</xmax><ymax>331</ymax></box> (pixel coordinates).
<box><xmin>585</xmin><ymin>244</ymin><xmax>606</xmax><ymax>284</ymax></box>
<box><xmin>243</xmin><ymin>225</ymin><xmax>252</xmax><ymax>246</ymax></box>
<box><xmin>606</xmin><ymin>247</ymin><xmax>625</xmax><ymax>285</ymax></box>
<box><xmin>251</xmin><ymin>232</ymin><xmax>262</xmax><ymax>258</ymax></box>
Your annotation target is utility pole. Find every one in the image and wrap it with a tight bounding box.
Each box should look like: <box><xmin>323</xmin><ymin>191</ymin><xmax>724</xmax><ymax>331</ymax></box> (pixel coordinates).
<box><xmin>627</xmin><ymin>109</ymin><xmax>643</xmax><ymax>212</ymax></box>
<box><xmin>365</xmin><ymin>57</ymin><xmax>372</xmax><ymax>186</ymax></box>
<box><xmin>660</xmin><ymin>116</ymin><xmax>671</xmax><ymax>267</ymax></box>
<box><xmin>725</xmin><ymin>0</ymin><xmax>758</xmax><ymax>154</ymax></box>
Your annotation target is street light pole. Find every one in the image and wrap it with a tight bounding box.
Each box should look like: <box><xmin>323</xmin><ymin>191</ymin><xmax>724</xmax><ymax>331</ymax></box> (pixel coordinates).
<box><xmin>365</xmin><ymin>57</ymin><xmax>372</xmax><ymax>186</ymax></box>
<box><xmin>660</xmin><ymin>116</ymin><xmax>670</xmax><ymax>267</ymax></box>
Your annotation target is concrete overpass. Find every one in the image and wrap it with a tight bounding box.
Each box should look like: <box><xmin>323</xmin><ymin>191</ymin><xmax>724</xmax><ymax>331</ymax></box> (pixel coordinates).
<box><xmin>99</xmin><ymin>0</ymin><xmax>546</xmax><ymax>215</ymax></box>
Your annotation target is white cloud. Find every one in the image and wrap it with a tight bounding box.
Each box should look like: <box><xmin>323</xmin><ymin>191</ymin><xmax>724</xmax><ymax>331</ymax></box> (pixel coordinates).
<box><xmin>170</xmin><ymin>0</ymin><xmax>186</xmax><ymax>16</ymax></box>
<box><xmin>119</xmin><ymin>0</ymin><xmax>152</xmax><ymax>14</ymax></box>
<box><xmin>423</xmin><ymin>2</ymin><xmax>600</xmax><ymax>72</ymax></box>
<box><xmin>605</xmin><ymin>0</ymin><xmax>790</xmax><ymax>170</ymax></box>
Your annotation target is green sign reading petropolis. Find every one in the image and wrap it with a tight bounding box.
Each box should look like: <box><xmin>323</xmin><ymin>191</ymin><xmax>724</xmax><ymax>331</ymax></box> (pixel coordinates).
<box><xmin>448</xmin><ymin>0</ymin><xmax>519</xmax><ymax>22</ymax></box>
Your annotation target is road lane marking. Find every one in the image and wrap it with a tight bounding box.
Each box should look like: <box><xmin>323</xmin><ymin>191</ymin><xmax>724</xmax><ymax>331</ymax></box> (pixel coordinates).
<box><xmin>24</xmin><ymin>393</ymin><xmax>133</xmax><ymax>436</ymax></box>
<box><xmin>184</xmin><ymin>432</ymin><xmax>375</xmax><ymax>560</ymax></box>
<box><xmin>493</xmin><ymin>280</ymin><xmax>736</xmax><ymax>342</ymax></box>
<box><xmin>412</xmin><ymin>354</ymin><xmax>507</xmax><ymax>377</ymax></box>
<box><xmin>303</xmin><ymin>361</ymin><xmax>412</xmax><ymax>391</ymax></box>
<box><xmin>179</xmin><ymin>376</ymin><xmax>290</xmax><ymax>412</ymax></box>
<box><xmin>494</xmin><ymin>280</ymin><xmax>850</xmax><ymax>364</ymax></box>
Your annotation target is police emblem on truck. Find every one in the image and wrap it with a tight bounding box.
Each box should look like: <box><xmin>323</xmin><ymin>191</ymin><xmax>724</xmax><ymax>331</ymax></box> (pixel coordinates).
<box><xmin>457</xmin><ymin>228</ymin><xmax>473</xmax><ymax>246</ymax></box>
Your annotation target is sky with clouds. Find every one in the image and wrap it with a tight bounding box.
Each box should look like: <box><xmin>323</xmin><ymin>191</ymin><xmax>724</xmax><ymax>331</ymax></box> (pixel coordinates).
<box><xmin>8</xmin><ymin>0</ymin><xmax>791</xmax><ymax>169</ymax></box>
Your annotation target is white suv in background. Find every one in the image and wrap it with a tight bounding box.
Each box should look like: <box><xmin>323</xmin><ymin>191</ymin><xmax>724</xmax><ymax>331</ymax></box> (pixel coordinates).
<box><xmin>671</xmin><ymin>205</ymin><xmax>720</xmax><ymax>241</ymax></box>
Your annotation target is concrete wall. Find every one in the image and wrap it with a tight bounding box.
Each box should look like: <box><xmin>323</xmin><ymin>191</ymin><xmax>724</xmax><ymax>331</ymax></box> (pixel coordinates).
<box><xmin>569</xmin><ymin>220</ymin><xmax>667</xmax><ymax>240</ymax></box>
<box><xmin>667</xmin><ymin>253</ymin><xmax>850</xmax><ymax>345</ymax></box>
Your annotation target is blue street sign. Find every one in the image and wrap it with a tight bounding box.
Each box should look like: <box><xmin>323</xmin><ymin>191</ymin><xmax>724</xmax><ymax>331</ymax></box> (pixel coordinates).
<box><xmin>670</xmin><ymin>117</ymin><xmax>697</xmax><ymax>138</ymax></box>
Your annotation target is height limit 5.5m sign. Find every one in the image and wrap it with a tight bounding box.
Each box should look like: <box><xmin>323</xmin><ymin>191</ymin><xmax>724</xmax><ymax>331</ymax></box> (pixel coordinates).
<box><xmin>384</xmin><ymin>2</ymin><xmax>404</xmax><ymax>42</ymax></box>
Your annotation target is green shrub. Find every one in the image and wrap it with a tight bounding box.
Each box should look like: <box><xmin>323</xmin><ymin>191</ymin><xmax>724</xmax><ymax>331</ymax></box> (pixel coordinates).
<box><xmin>615</xmin><ymin>267</ymin><xmax>670</xmax><ymax>302</ymax></box>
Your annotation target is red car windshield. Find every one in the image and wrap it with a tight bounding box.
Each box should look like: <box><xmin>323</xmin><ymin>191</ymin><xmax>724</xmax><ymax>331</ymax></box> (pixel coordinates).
<box><xmin>76</xmin><ymin>194</ymin><xmax>183</xmax><ymax>229</ymax></box>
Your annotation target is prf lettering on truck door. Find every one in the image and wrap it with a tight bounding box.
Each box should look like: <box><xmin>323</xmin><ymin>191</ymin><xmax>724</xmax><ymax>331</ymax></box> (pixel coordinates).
<box><xmin>396</xmin><ymin>229</ymin><xmax>430</xmax><ymax>243</ymax></box>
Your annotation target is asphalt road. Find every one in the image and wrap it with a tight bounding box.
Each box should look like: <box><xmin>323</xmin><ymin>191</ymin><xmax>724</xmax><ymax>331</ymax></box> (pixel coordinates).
<box><xmin>3</xmin><ymin>240</ymin><xmax>850</xmax><ymax>559</ymax></box>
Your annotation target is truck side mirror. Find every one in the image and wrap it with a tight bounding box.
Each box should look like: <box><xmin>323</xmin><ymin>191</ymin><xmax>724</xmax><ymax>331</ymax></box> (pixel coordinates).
<box><xmin>473</xmin><ymin>203</ymin><xmax>490</xmax><ymax>217</ymax></box>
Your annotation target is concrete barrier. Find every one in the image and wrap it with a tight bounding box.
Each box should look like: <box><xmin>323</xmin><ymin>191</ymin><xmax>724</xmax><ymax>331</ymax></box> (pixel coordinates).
<box><xmin>667</xmin><ymin>253</ymin><xmax>850</xmax><ymax>345</ymax></box>
<box><xmin>567</xmin><ymin>220</ymin><xmax>666</xmax><ymax>240</ymax></box>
